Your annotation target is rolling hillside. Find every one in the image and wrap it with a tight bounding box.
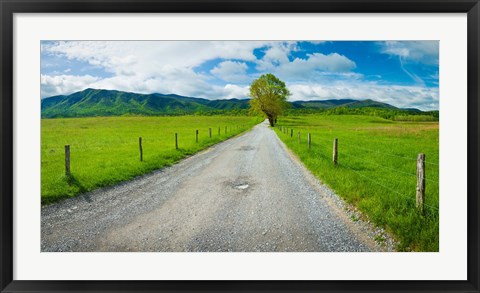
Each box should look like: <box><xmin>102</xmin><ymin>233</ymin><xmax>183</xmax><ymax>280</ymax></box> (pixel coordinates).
<box><xmin>41</xmin><ymin>89</ymin><xmax>250</xmax><ymax>118</ymax></box>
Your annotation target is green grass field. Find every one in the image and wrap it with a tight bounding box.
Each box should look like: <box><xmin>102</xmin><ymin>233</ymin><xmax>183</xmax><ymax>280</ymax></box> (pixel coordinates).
<box><xmin>42</xmin><ymin>115</ymin><xmax>259</xmax><ymax>204</ymax></box>
<box><xmin>274</xmin><ymin>114</ymin><xmax>439</xmax><ymax>251</ymax></box>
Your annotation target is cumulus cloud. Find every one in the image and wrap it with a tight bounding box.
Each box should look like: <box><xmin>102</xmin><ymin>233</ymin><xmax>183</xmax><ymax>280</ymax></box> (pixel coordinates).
<box><xmin>210</xmin><ymin>61</ymin><xmax>249</xmax><ymax>82</ymax></box>
<box><xmin>256</xmin><ymin>41</ymin><xmax>298</xmax><ymax>71</ymax></box>
<box><xmin>273</xmin><ymin>53</ymin><xmax>357</xmax><ymax>81</ymax></box>
<box><xmin>41</xmin><ymin>74</ymin><xmax>100</xmax><ymax>98</ymax></box>
<box><xmin>43</xmin><ymin>41</ymin><xmax>266</xmax><ymax>77</ymax></box>
<box><xmin>214</xmin><ymin>84</ymin><xmax>250</xmax><ymax>100</ymax></box>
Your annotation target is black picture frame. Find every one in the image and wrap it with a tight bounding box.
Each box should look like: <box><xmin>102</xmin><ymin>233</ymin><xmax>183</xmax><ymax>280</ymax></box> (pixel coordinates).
<box><xmin>1</xmin><ymin>0</ymin><xmax>479</xmax><ymax>292</ymax></box>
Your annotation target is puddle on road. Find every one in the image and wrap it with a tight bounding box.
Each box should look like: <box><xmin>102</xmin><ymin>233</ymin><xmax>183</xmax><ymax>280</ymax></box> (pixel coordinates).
<box><xmin>225</xmin><ymin>177</ymin><xmax>253</xmax><ymax>192</ymax></box>
<box><xmin>234</xmin><ymin>184</ymin><xmax>249</xmax><ymax>190</ymax></box>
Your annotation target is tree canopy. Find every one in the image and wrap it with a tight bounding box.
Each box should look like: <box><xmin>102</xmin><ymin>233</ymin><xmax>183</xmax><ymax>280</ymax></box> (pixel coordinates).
<box><xmin>249</xmin><ymin>73</ymin><xmax>290</xmax><ymax>126</ymax></box>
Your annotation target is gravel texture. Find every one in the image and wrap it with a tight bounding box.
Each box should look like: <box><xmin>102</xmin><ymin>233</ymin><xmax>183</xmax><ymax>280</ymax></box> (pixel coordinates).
<box><xmin>42</xmin><ymin>120</ymin><xmax>394</xmax><ymax>252</ymax></box>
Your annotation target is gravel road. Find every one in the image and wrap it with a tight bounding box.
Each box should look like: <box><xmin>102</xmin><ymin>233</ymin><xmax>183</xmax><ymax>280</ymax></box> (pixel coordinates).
<box><xmin>42</xmin><ymin>120</ymin><xmax>385</xmax><ymax>252</ymax></box>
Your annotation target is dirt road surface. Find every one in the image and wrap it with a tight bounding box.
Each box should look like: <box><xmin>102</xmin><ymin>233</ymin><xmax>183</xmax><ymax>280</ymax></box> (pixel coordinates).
<box><xmin>42</xmin><ymin>120</ymin><xmax>384</xmax><ymax>252</ymax></box>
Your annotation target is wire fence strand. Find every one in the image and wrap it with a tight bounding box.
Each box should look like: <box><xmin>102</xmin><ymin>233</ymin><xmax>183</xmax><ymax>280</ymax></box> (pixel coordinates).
<box><xmin>337</xmin><ymin>148</ymin><xmax>440</xmax><ymax>184</ymax></box>
<box><xmin>336</xmin><ymin>138</ymin><xmax>439</xmax><ymax>166</ymax></box>
<box><xmin>338</xmin><ymin>162</ymin><xmax>439</xmax><ymax>211</ymax></box>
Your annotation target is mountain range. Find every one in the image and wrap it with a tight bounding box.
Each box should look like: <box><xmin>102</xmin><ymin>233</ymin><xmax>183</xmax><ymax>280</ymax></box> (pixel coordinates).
<box><xmin>41</xmin><ymin>88</ymin><xmax>423</xmax><ymax>118</ymax></box>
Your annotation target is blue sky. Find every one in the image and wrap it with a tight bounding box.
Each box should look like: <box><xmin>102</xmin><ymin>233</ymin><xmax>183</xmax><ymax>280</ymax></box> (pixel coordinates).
<box><xmin>41</xmin><ymin>41</ymin><xmax>439</xmax><ymax>110</ymax></box>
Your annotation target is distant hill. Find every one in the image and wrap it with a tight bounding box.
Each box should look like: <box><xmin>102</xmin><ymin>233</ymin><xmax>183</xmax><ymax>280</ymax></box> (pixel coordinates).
<box><xmin>290</xmin><ymin>99</ymin><xmax>358</xmax><ymax>109</ymax></box>
<box><xmin>41</xmin><ymin>88</ymin><xmax>429</xmax><ymax>118</ymax></box>
<box><xmin>290</xmin><ymin>99</ymin><xmax>402</xmax><ymax>110</ymax></box>
<box><xmin>41</xmin><ymin>88</ymin><xmax>250</xmax><ymax>118</ymax></box>
<box><xmin>341</xmin><ymin>99</ymin><xmax>398</xmax><ymax>109</ymax></box>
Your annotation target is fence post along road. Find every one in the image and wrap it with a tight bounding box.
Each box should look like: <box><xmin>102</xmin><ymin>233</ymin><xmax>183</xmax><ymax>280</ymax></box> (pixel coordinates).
<box><xmin>333</xmin><ymin>138</ymin><xmax>338</xmax><ymax>165</ymax></box>
<box><xmin>64</xmin><ymin>145</ymin><xmax>70</xmax><ymax>177</ymax></box>
<box><xmin>139</xmin><ymin>137</ymin><xmax>143</xmax><ymax>162</ymax></box>
<box><xmin>416</xmin><ymin>153</ymin><xmax>426</xmax><ymax>213</ymax></box>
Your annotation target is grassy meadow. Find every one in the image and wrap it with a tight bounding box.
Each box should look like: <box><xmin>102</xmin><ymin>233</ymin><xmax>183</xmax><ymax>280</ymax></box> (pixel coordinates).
<box><xmin>42</xmin><ymin>115</ymin><xmax>259</xmax><ymax>204</ymax></box>
<box><xmin>274</xmin><ymin>114</ymin><xmax>439</xmax><ymax>251</ymax></box>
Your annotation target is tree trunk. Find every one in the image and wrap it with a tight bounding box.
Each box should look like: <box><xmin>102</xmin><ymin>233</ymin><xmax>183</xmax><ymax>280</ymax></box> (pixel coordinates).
<box><xmin>268</xmin><ymin>117</ymin><xmax>274</xmax><ymax>127</ymax></box>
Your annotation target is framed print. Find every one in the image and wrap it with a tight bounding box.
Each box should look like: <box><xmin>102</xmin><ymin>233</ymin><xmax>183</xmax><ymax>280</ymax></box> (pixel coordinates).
<box><xmin>1</xmin><ymin>0</ymin><xmax>479</xmax><ymax>292</ymax></box>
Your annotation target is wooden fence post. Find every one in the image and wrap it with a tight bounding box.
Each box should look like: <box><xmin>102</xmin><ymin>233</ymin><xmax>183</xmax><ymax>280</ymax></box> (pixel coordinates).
<box><xmin>175</xmin><ymin>133</ymin><xmax>178</xmax><ymax>149</ymax></box>
<box><xmin>416</xmin><ymin>153</ymin><xmax>426</xmax><ymax>213</ymax></box>
<box><xmin>298</xmin><ymin>131</ymin><xmax>300</xmax><ymax>144</ymax></box>
<box><xmin>196</xmin><ymin>130</ymin><xmax>199</xmax><ymax>142</ymax></box>
<box><xmin>290</xmin><ymin>129</ymin><xmax>293</xmax><ymax>137</ymax></box>
<box><xmin>308</xmin><ymin>133</ymin><xmax>311</xmax><ymax>149</ymax></box>
<box><xmin>333</xmin><ymin>138</ymin><xmax>338</xmax><ymax>165</ymax></box>
<box><xmin>209</xmin><ymin>128</ymin><xmax>212</xmax><ymax>138</ymax></box>
<box><xmin>65</xmin><ymin>145</ymin><xmax>70</xmax><ymax>176</ymax></box>
<box><xmin>139</xmin><ymin>137</ymin><xmax>143</xmax><ymax>162</ymax></box>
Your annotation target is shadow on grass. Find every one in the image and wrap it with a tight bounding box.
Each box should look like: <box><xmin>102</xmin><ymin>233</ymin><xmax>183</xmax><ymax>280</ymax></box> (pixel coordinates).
<box><xmin>65</xmin><ymin>174</ymin><xmax>92</xmax><ymax>203</ymax></box>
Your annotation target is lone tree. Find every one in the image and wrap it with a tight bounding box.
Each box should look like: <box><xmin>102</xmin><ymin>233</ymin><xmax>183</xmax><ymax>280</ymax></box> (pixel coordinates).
<box><xmin>249</xmin><ymin>73</ymin><xmax>290</xmax><ymax>127</ymax></box>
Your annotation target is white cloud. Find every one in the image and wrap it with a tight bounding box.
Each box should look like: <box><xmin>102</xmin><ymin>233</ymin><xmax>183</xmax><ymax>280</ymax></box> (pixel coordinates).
<box><xmin>273</xmin><ymin>53</ymin><xmax>357</xmax><ymax>81</ymax></box>
<box><xmin>43</xmin><ymin>41</ymin><xmax>267</xmax><ymax>77</ymax></box>
<box><xmin>41</xmin><ymin>74</ymin><xmax>100</xmax><ymax>98</ymax></box>
<box><xmin>256</xmin><ymin>42</ymin><xmax>298</xmax><ymax>71</ymax></box>
<box><xmin>380</xmin><ymin>41</ymin><xmax>439</xmax><ymax>86</ymax></box>
<box><xmin>254</xmin><ymin>42</ymin><xmax>356</xmax><ymax>80</ymax></box>
<box><xmin>218</xmin><ymin>84</ymin><xmax>250</xmax><ymax>99</ymax></box>
<box><xmin>288</xmin><ymin>82</ymin><xmax>438</xmax><ymax>111</ymax></box>
<box><xmin>381</xmin><ymin>41</ymin><xmax>439</xmax><ymax>65</ymax></box>
<box><xmin>251</xmin><ymin>41</ymin><xmax>357</xmax><ymax>82</ymax></box>
<box><xmin>308</xmin><ymin>41</ymin><xmax>327</xmax><ymax>45</ymax></box>
<box><xmin>210</xmin><ymin>61</ymin><xmax>249</xmax><ymax>82</ymax></box>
